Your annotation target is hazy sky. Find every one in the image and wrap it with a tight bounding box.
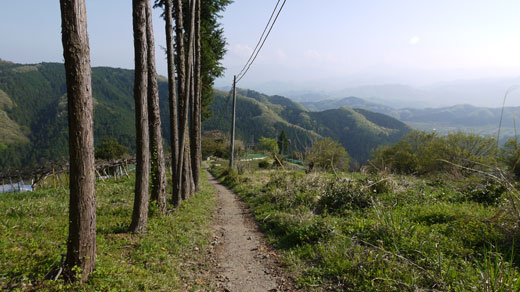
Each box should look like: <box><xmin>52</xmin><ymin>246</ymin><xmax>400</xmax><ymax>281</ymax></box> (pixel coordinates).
<box><xmin>1</xmin><ymin>1</ymin><xmax>519</xmax><ymax>92</ymax></box>
<box><xmin>220</xmin><ymin>0</ymin><xmax>520</xmax><ymax>88</ymax></box>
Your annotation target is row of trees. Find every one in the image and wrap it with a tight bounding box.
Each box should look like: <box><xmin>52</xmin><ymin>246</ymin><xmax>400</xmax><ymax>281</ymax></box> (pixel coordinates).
<box><xmin>59</xmin><ymin>0</ymin><xmax>228</xmax><ymax>282</ymax></box>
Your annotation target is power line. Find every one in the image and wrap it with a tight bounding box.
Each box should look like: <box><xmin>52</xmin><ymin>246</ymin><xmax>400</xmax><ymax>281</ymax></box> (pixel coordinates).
<box><xmin>236</xmin><ymin>0</ymin><xmax>287</xmax><ymax>83</ymax></box>
<box><xmin>235</xmin><ymin>0</ymin><xmax>281</xmax><ymax>79</ymax></box>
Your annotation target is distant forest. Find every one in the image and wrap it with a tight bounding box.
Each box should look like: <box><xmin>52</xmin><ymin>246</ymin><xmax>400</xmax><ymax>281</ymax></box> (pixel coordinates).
<box><xmin>0</xmin><ymin>61</ymin><xmax>411</xmax><ymax>168</ymax></box>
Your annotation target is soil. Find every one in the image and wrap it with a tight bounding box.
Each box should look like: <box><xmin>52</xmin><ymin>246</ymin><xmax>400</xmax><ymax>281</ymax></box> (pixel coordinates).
<box><xmin>206</xmin><ymin>170</ymin><xmax>300</xmax><ymax>292</ymax></box>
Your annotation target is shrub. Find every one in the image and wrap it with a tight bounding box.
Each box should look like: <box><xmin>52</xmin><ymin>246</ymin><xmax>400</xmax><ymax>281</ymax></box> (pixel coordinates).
<box><xmin>370</xmin><ymin>130</ymin><xmax>497</xmax><ymax>176</ymax></box>
<box><xmin>258</xmin><ymin>159</ymin><xmax>270</xmax><ymax>169</ymax></box>
<box><xmin>460</xmin><ymin>178</ymin><xmax>506</xmax><ymax>206</ymax></box>
<box><xmin>306</xmin><ymin>138</ymin><xmax>350</xmax><ymax>172</ymax></box>
<box><xmin>499</xmin><ymin>138</ymin><xmax>520</xmax><ymax>179</ymax></box>
<box><xmin>259</xmin><ymin>137</ymin><xmax>279</xmax><ymax>156</ymax></box>
<box><xmin>316</xmin><ymin>179</ymin><xmax>371</xmax><ymax>214</ymax></box>
<box><xmin>95</xmin><ymin>137</ymin><xmax>128</xmax><ymax>161</ymax></box>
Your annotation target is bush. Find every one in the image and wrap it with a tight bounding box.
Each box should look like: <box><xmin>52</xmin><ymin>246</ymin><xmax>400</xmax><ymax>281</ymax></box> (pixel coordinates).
<box><xmin>499</xmin><ymin>138</ymin><xmax>520</xmax><ymax>179</ymax></box>
<box><xmin>306</xmin><ymin>138</ymin><xmax>350</xmax><ymax>172</ymax></box>
<box><xmin>258</xmin><ymin>159</ymin><xmax>270</xmax><ymax>169</ymax></box>
<box><xmin>95</xmin><ymin>137</ymin><xmax>128</xmax><ymax>161</ymax></box>
<box><xmin>460</xmin><ymin>178</ymin><xmax>506</xmax><ymax>206</ymax></box>
<box><xmin>316</xmin><ymin>179</ymin><xmax>371</xmax><ymax>214</ymax></box>
<box><xmin>370</xmin><ymin>130</ymin><xmax>496</xmax><ymax>176</ymax></box>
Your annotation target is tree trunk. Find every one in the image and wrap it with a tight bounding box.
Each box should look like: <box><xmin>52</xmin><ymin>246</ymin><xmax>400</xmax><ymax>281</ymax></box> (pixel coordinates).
<box><xmin>163</xmin><ymin>0</ymin><xmax>180</xmax><ymax>207</ymax></box>
<box><xmin>190</xmin><ymin>0</ymin><xmax>202</xmax><ymax>192</ymax></box>
<box><xmin>130</xmin><ymin>0</ymin><xmax>150</xmax><ymax>233</ymax></box>
<box><xmin>181</xmin><ymin>144</ymin><xmax>191</xmax><ymax>200</ymax></box>
<box><xmin>175</xmin><ymin>0</ymin><xmax>196</xmax><ymax>203</ymax></box>
<box><xmin>172</xmin><ymin>0</ymin><xmax>186</xmax><ymax>206</ymax></box>
<box><xmin>59</xmin><ymin>0</ymin><xmax>96</xmax><ymax>282</ymax></box>
<box><xmin>146</xmin><ymin>0</ymin><xmax>167</xmax><ymax>214</ymax></box>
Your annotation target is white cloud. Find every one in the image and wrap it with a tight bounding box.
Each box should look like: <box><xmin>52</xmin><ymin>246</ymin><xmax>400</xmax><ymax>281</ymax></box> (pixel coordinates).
<box><xmin>409</xmin><ymin>36</ymin><xmax>420</xmax><ymax>45</ymax></box>
<box><xmin>229</xmin><ymin>43</ymin><xmax>254</xmax><ymax>58</ymax></box>
<box><xmin>276</xmin><ymin>49</ymin><xmax>287</xmax><ymax>61</ymax></box>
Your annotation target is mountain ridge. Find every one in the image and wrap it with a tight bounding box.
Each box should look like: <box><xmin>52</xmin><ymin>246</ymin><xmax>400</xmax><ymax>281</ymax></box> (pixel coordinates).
<box><xmin>0</xmin><ymin>60</ymin><xmax>411</xmax><ymax>167</ymax></box>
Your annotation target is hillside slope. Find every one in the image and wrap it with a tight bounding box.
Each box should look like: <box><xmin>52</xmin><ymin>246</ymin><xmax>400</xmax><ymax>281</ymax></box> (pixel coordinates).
<box><xmin>0</xmin><ymin>61</ymin><xmax>410</xmax><ymax>167</ymax></box>
<box><xmin>204</xmin><ymin>89</ymin><xmax>411</xmax><ymax>163</ymax></box>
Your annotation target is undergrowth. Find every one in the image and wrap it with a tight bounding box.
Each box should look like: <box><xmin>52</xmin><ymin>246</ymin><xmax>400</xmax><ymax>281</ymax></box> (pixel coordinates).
<box><xmin>210</xmin><ymin>165</ymin><xmax>520</xmax><ymax>291</ymax></box>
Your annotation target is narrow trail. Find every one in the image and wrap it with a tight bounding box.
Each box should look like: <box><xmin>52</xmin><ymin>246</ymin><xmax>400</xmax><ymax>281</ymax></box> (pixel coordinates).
<box><xmin>206</xmin><ymin>170</ymin><xmax>298</xmax><ymax>292</ymax></box>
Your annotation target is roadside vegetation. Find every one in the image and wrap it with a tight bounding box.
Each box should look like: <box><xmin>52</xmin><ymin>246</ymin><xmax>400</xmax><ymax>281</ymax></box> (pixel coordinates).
<box><xmin>0</xmin><ymin>171</ymin><xmax>216</xmax><ymax>291</ymax></box>
<box><xmin>209</xmin><ymin>130</ymin><xmax>520</xmax><ymax>291</ymax></box>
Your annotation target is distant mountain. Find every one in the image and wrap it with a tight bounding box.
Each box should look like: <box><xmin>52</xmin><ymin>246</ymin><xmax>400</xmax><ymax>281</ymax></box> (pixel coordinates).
<box><xmin>302</xmin><ymin>94</ymin><xmax>520</xmax><ymax>140</ymax></box>
<box><xmin>205</xmin><ymin>89</ymin><xmax>411</xmax><ymax>163</ymax></box>
<box><xmin>0</xmin><ymin>60</ymin><xmax>411</xmax><ymax>167</ymax></box>
<box><xmin>302</xmin><ymin>96</ymin><xmax>400</xmax><ymax>118</ymax></box>
<box><xmin>249</xmin><ymin>76</ymin><xmax>520</xmax><ymax>108</ymax></box>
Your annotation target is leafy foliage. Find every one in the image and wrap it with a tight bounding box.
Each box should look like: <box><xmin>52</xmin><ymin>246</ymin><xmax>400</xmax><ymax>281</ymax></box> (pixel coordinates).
<box><xmin>95</xmin><ymin>137</ymin><xmax>128</xmax><ymax>161</ymax></box>
<box><xmin>371</xmin><ymin>130</ymin><xmax>497</xmax><ymax>175</ymax></box>
<box><xmin>277</xmin><ymin>130</ymin><xmax>289</xmax><ymax>154</ymax></box>
<box><xmin>306</xmin><ymin>138</ymin><xmax>350</xmax><ymax>171</ymax></box>
<box><xmin>259</xmin><ymin>137</ymin><xmax>279</xmax><ymax>156</ymax></box>
<box><xmin>499</xmin><ymin>138</ymin><xmax>520</xmax><ymax>178</ymax></box>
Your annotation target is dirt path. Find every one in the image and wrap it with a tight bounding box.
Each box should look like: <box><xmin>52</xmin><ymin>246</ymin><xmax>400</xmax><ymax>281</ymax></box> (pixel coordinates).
<box><xmin>206</xmin><ymin>170</ymin><xmax>298</xmax><ymax>292</ymax></box>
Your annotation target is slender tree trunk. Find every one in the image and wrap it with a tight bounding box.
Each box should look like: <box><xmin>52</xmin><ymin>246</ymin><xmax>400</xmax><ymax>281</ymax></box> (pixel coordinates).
<box><xmin>190</xmin><ymin>0</ymin><xmax>202</xmax><ymax>192</ymax></box>
<box><xmin>181</xmin><ymin>144</ymin><xmax>191</xmax><ymax>200</ymax></box>
<box><xmin>172</xmin><ymin>0</ymin><xmax>186</xmax><ymax>206</ymax></box>
<box><xmin>164</xmin><ymin>0</ymin><xmax>180</xmax><ymax>207</ymax></box>
<box><xmin>175</xmin><ymin>0</ymin><xmax>196</xmax><ymax>202</ymax></box>
<box><xmin>130</xmin><ymin>0</ymin><xmax>150</xmax><ymax>233</ymax></box>
<box><xmin>145</xmin><ymin>0</ymin><xmax>167</xmax><ymax>214</ymax></box>
<box><xmin>59</xmin><ymin>0</ymin><xmax>96</xmax><ymax>282</ymax></box>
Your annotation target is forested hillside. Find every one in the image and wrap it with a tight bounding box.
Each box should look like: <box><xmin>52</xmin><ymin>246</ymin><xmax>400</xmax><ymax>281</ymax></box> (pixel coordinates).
<box><xmin>204</xmin><ymin>89</ymin><xmax>411</xmax><ymax>163</ymax></box>
<box><xmin>0</xmin><ymin>61</ymin><xmax>151</xmax><ymax>167</ymax></box>
<box><xmin>0</xmin><ymin>61</ymin><xmax>410</xmax><ymax>168</ymax></box>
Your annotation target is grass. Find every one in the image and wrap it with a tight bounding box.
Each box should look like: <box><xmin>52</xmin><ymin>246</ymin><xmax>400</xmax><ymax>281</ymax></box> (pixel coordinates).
<box><xmin>210</xmin><ymin>165</ymin><xmax>520</xmax><ymax>291</ymax></box>
<box><xmin>0</xmin><ymin>171</ymin><xmax>216</xmax><ymax>291</ymax></box>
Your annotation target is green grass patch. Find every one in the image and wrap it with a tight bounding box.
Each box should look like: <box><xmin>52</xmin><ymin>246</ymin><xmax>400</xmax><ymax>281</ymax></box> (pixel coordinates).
<box><xmin>0</xmin><ymin>171</ymin><xmax>216</xmax><ymax>291</ymax></box>
<box><xmin>210</xmin><ymin>165</ymin><xmax>520</xmax><ymax>291</ymax></box>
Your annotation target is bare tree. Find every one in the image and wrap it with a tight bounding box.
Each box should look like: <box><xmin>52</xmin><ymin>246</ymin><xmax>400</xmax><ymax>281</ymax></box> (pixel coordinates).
<box><xmin>130</xmin><ymin>0</ymin><xmax>150</xmax><ymax>233</ymax></box>
<box><xmin>59</xmin><ymin>0</ymin><xmax>96</xmax><ymax>281</ymax></box>
<box><xmin>190</xmin><ymin>0</ymin><xmax>202</xmax><ymax>192</ymax></box>
<box><xmin>145</xmin><ymin>0</ymin><xmax>167</xmax><ymax>214</ymax></box>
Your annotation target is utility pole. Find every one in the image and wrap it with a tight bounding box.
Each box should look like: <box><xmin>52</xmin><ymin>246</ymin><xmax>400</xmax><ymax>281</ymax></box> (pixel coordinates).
<box><xmin>229</xmin><ymin>75</ymin><xmax>237</xmax><ymax>168</ymax></box>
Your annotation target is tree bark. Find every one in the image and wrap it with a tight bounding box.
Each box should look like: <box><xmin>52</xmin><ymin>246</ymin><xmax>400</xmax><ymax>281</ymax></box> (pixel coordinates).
<box><xmin>130</xmin><ymin>0</ymin><xmax>150</xmax><ymax>233</ymax></box>
<box><xmin>190</xmin><ymin>0</ymin><xmax>202</xmax><ymax>192</ymax></box>
<box><xmin>175</xmin><ymin>0</ymin><xmax>196</xmax><ymax>203</ymax></box>
<box><xmin>172</xmin><ymin>0</ymin><xmax>186</xmax><ymax>206</ymax></box>
<box><xmin>59</xmin><ymin>0</ymin><xmax>96</xmax><ymax>282</ymax></box>
<box><xmin>146</xmin><ymin>0</ymin><xmax>167</xmax><ymax>214</ymax></box>
<box><xmin>181</xmin><ymin>144</ymin><xmax>191</xmax><ymax>200</ymax></box>
<box><xmin>163</xmin><ymin>0</ymin><xmax>180</xmax><ymax>207</ymax></box>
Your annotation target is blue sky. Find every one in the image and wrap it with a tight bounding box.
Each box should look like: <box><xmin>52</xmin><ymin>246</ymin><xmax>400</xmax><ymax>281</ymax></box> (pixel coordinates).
<box><xmin>220</xmin><ymin>0</ymin><xmax>520</xmax><ymax>88</ymax></box>
<box><xmin>1</xmin><ymin>1</ymin><xmax>519</xmax><ymax>91</ymax></box>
